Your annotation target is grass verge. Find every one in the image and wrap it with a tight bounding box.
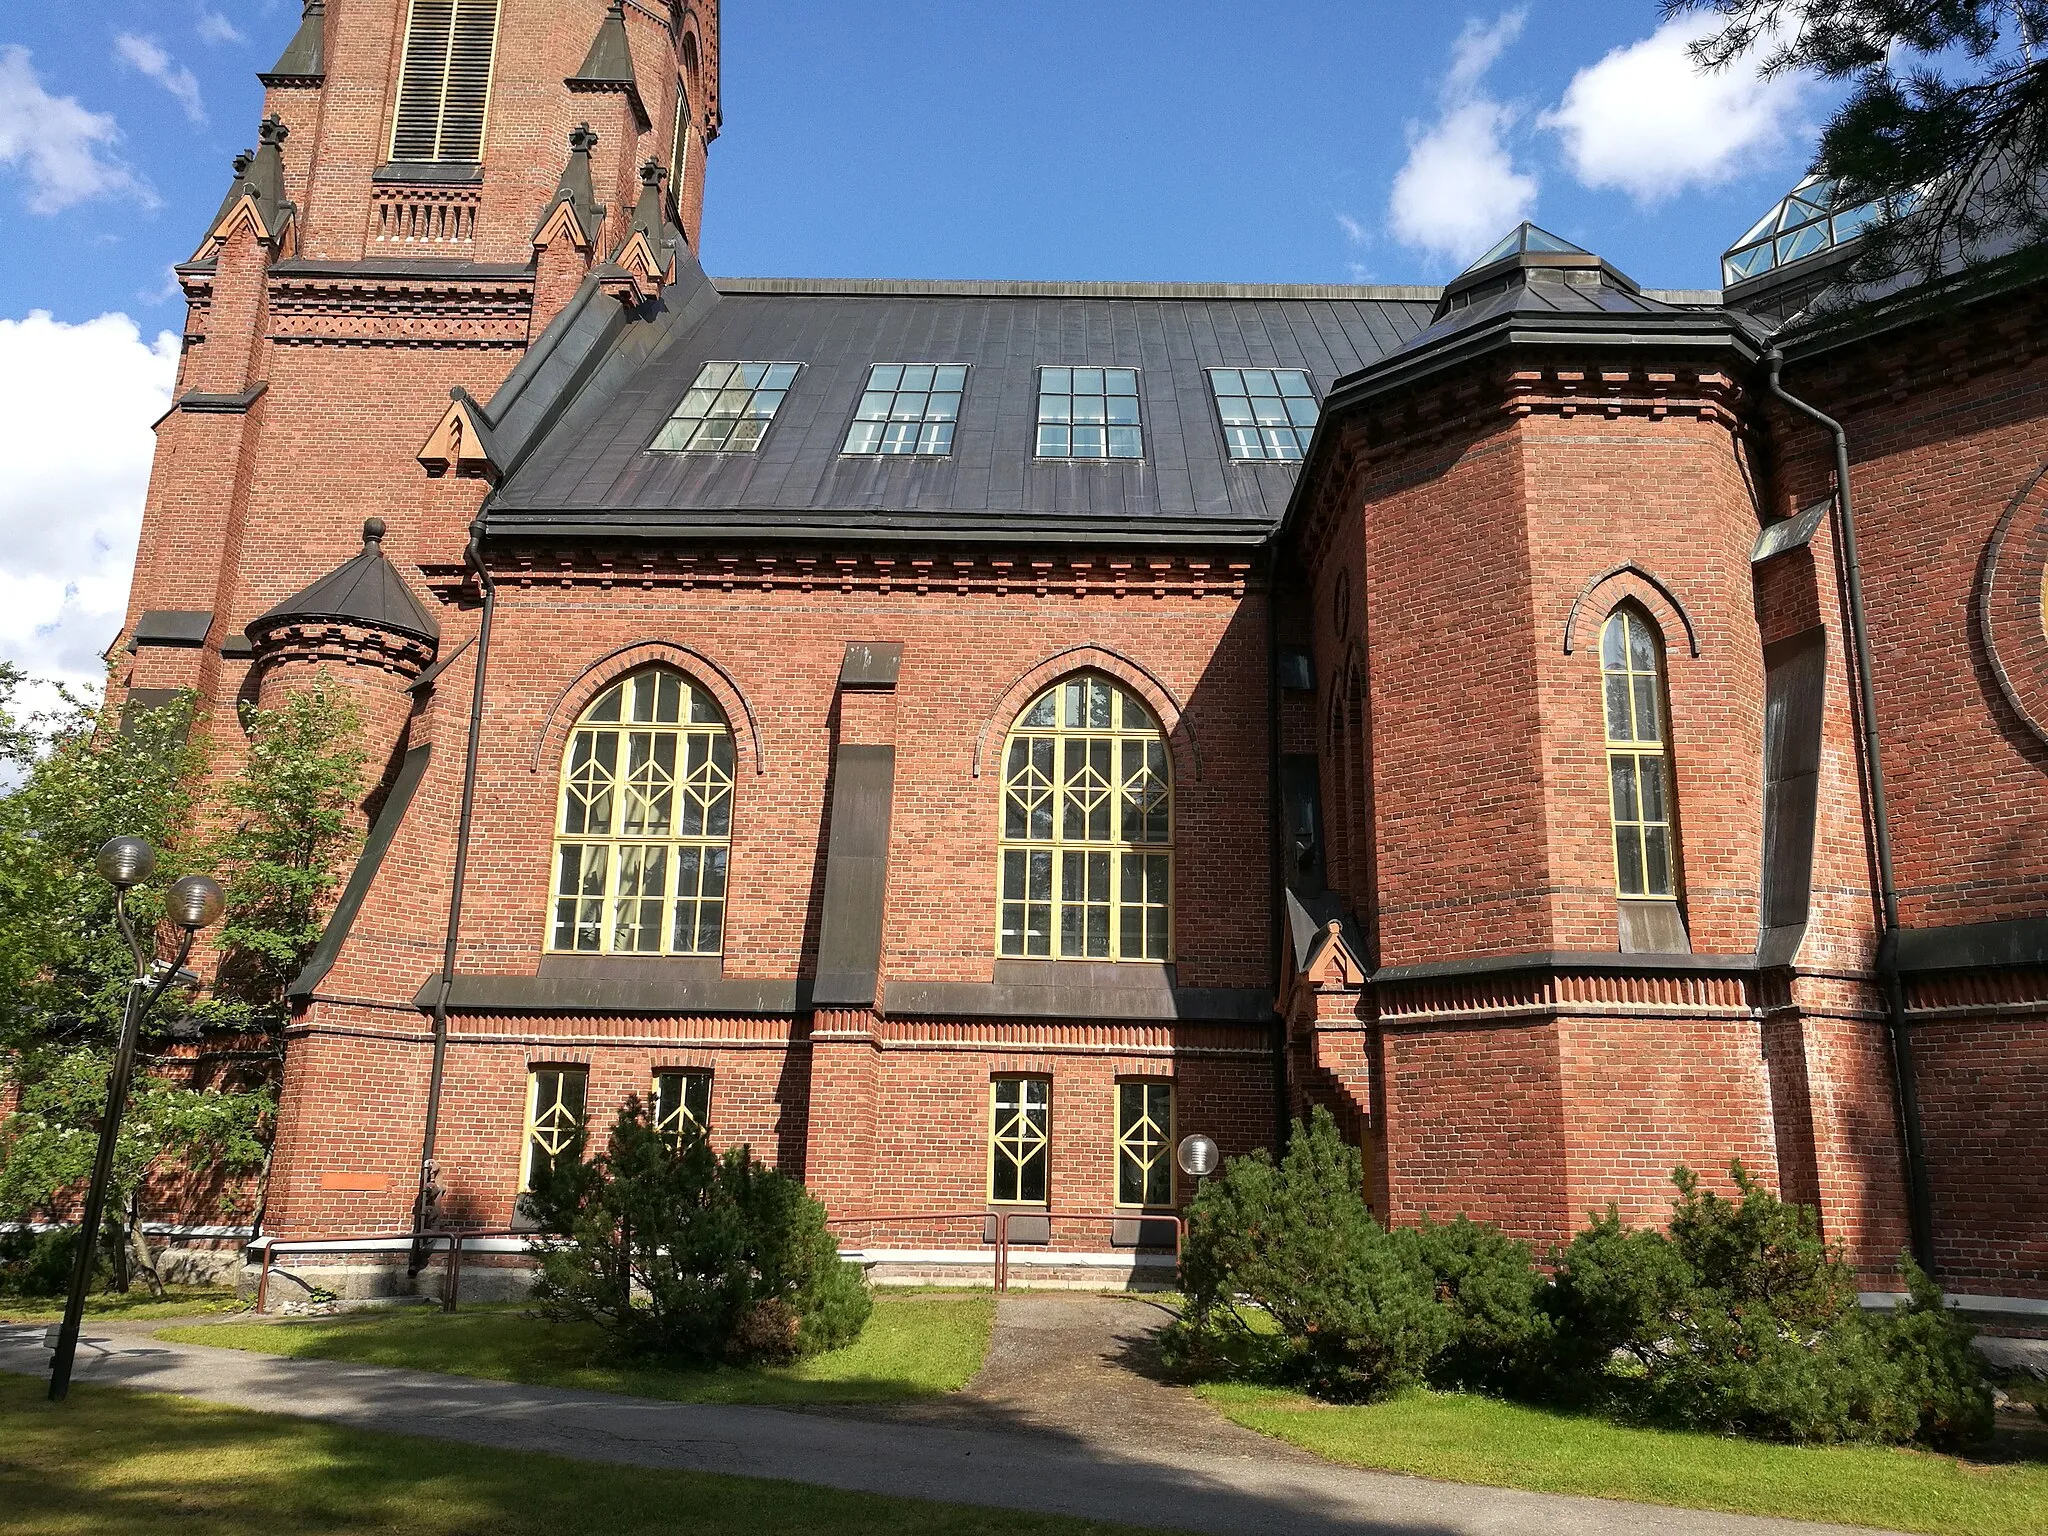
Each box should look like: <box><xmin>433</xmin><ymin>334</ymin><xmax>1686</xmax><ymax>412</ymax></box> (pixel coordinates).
<box><xmin>0</xmin><ymin>1286</ymin><xmax>243</xmax><ymax>1324</ymax></box>
<box><xmin>1201</xmin><ymin>1382</ymin><xmax>2048</xmax><ymax>1536</ymax></box>
<box><xmin>0</xmin><ymin>1374</ymin><xmax>1140</xmax><ymax>1536</ymax></box>
<box><xmin>159</xmin><ymin>1289</ymin><xmax>993</xmax><ymax>1406</ymax></box>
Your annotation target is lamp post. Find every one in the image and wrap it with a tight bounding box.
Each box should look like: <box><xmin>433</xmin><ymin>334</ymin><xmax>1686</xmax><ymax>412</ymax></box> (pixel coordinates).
<box><xmin>47</xmin><ymin>838</ymin><xmax>224</xmax><ymax>1403</ymax></box>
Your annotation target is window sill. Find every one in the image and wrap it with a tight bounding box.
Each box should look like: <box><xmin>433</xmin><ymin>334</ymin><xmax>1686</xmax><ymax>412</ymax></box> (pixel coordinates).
<box><xmin>373</xmin><ymin>160</ymin><xmax>483</xmax><ymax>184</ymax></box>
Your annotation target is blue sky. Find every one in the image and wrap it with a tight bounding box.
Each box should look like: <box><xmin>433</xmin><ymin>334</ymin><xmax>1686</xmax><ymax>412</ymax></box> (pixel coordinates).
<box><xmin>0</xmin><ymin>1</ymin><xmax>1833</xmax><ymax>326</ymax></box>
<box><xmin>0</xmin><ymin>1</ymin><xmax>1834</xmax><ymax>698</ymax></box>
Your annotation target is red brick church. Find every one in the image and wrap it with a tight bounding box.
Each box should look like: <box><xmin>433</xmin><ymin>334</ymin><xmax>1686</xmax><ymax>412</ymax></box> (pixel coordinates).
<box><xmin>116</xmin><ymin>0</ymin><xmax>2046</xmax><ymax>1304</ymax></box>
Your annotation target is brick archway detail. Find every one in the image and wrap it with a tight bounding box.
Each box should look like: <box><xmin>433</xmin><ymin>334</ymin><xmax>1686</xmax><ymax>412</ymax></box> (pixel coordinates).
<box><xmin>527</xmin><ymin>641</ymin><xmax>765</xmax><ymax>775</ymax></box>
<box><xmin>1976</xmin><ymin>458</ymin><xmax>2048</xmax><ymax>751</ymax></box>
<box><xmin>971</xmin><ymin>645</ymin><xmax>1202</xmax><ymax>782</ymax></box>
<box><xmin>1563</xmin><ymin>563</ymin><xmax>1701</xmax><ymax>659</ymax></box>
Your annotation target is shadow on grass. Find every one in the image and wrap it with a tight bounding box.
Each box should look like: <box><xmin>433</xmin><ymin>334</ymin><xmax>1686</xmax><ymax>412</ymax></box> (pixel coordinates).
<box><xmin>0</xmin><ymin>1374</ymin><xmax>1144</xmax><ymax>1536</ymax></box>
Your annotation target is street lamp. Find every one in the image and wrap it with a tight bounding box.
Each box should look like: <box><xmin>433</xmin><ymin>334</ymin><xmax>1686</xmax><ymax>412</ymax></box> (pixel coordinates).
<box><xmin>47</xmin><ymin>839</ymin><xmax>224</xmax><ymax>1403</ymax></box>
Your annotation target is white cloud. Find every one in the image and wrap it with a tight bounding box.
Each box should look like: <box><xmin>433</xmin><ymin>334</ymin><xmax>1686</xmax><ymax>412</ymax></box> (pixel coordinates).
<box><xmin>1335</xmin><ymin>212</ymin><xmax>1369</xmax><ymax>246</ymax></box>
<box><xmin>114</xmin><ymin>33</ymin><xmax>208</xmax><ymax>125</ymax></box>
<box><xmin>0</xmin><ymin>46</ymin><xmax>150</xmax><ymax>214</ymax></box>
<box><xmin>1388</xmin><ymin>12</ymin><xmax>1539</xmax><ymax>265</ymax></box>
<box><xmin>0</xmin><ymin>312</ymin><xmax>179</xmax><ymax>702</ymax></box>
<box><xmin>195</xmin><ymin>9</ymin><xmax>246</xmax><ymax>46</ymax></box>
<box><xmin>1540</xmin><ymin>15</ymin><xmax>1810</xmax><ymax>203</ymax></box>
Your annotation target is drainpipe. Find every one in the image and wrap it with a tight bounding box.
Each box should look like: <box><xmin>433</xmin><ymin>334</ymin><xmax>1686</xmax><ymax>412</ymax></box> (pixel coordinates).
<box><xmin>411</xmin><ymin>520</ymin><xmax>496</xmax><ymax>1268</ymax></box>
<box><xmin>1266</xmin><ymin>551</ymin><xmax>1292</xmax><ymax>1154</ymax></box>
<box><xmin>1764</xmin><ymin>348</ymin><xmax>1935</xmax><ymax>1273</ymax></box>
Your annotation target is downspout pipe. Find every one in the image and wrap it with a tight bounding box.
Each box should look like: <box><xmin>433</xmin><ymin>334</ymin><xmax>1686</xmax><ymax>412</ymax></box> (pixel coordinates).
<box><xmin>1266</xmin><ymin>551</ymin><xmax>1292</xmax><ymax>1154</ymax></box>
<box><xmin>411</xmin><ymin>519</ymin><xmax>496</xmax><ymax>1267</ymax></box>
<box><xmin>1764</xmin><ymin>348</ymin><xmax>1935</xmax><ymax>1273</ymax></box>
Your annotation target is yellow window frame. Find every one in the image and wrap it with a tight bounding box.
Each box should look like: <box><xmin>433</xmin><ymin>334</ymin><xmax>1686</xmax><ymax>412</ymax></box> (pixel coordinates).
<box><xmin>1115</xmin><ymin>1079</ymin><xmax>1175</xmax><ymax>1209</ymax></box>
<box><xmin>988</xmin><ymin>1076</ymin><xmax>1051</xmax><ymax>1205</ymax></box>
<box><xmin>523</xmin><ymin>1065</ymin><xmax>586</xmax><ymax>1191</ymax></box>
<box><xmin>1601</xmin><ymin>607</ymin><xmax>1680</xmax><ymax>900</ymax></box>
<box><xmin>996</xmin><ymin>673</ymin><xmax>1173</xmax><ymax>962</ymax></box>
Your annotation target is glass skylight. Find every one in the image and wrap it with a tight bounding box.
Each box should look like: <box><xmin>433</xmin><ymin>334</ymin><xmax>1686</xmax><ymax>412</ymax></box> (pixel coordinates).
<box><xmin>1037</xmin><ymin>367</ymin><xmax>1142</xmax><ymax>459</ymax></box>
<box><xmin>1209</xmin><ymin>368</ymin><xmax>1317</xmax><ymax>460</ymax></box>
<box><xmin>1722</xmin><ymin>176</ymin><xmax>1881</xmax><ymax>286</ymax></box>
<box><xmin>843</xmin><ymin>364</ymin><xmax>966</xmax><ymax>455</ymax></box>
<box><xmin>1463</xmin><ymin>222</ymin><xmax>1588</xmax><ymax>273</ymax></box>
<box><xmin>651</xmin><ymin>362</ymin><xmax>801</xmax><ymax>453</ymax></box>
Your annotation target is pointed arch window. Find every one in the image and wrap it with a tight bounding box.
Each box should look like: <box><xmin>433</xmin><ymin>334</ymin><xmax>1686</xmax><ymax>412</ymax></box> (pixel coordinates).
<box><xmin>999</xmin><ymin>674</ymin><xmax>1172</xmax><ymax>961</ymax></box>
<box><xmin>1601</xmin><ymin>608</ymin><xmax>1679</xmax><ymax>900</ymax></box>
<box><xmin>550</xmin><ymin>668</ymin><xmax>734</xmax><ymax>956</ymax></box>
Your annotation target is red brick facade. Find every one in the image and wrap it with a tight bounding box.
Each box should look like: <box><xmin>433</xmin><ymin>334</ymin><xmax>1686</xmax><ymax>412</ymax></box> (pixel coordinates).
<box><xmin>108</xmin><ymin>2</ymin><xmax>2047</xmax><ymax>1299</ymax></box>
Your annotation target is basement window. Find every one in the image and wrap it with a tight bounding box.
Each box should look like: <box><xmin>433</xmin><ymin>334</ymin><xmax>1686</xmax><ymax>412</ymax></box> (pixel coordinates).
<box><xmin>1209</xmin><ymin>369</ymin><xmax>1318</xmax><ymax>461</ymax></box>
<box><xmin>843</xmin><ymin>364</ymin><xmax>967</xmax><ymax>455</ymax></box>
<box><xmin>1036</xmin><ymin>368</ymin><xmax>1142</xmax><ymax>459</ymax></box>
<box><xmin>651</xmin><ymin>362</ymin><xmax>802</xmax><ymax>453</ymax></box>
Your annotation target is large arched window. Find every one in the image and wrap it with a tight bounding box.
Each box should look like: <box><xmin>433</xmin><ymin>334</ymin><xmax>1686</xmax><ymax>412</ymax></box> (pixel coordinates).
<box><xmin>1601</xmin><ymin>607</ymin><xmax>1679</xmax><ymax>900</ymax></box>
<box><xmin>998</xmin><ymin>674</ymin><xmax>1172</xmax><ymax>961</ymax></box>
<box><xmin>550</xmin><ymin>667</ymin><xmax>734</xmax><ymax>956</ymax></box>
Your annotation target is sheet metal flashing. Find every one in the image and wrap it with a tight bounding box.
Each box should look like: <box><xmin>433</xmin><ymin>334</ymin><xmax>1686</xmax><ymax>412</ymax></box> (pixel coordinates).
<box><xmin>131</xmin><ymin>609</ymin><xmax>214</xmax><ymax>647</ymax></box>
<box><xmin>290</xmin><ymin>743</ymin><xmax>432</xmax><ymax>999</ymax></box>
<box><xmin>713</xmin><ymin>276</ymin><xmax>1442</xmax><ymax>301</ymax></box>
<box><xmin>1753</xmin><ymin>502</ymin><xmax>1829</xmax><ymax>563</ymax></box>
<box><xmin>839</xmin><ymin>642</ymin><xmax>902</xmax><ymax>690</ymax></box>
<box><xmin>811</xmin><ymin>743</ymin><xmax>897</xmax><ymax>1007</ymax></box>
<box><xmin>1893</xmin><ymin>917</ymin><xmax>2048</xmax><ymax>975</ymax></box>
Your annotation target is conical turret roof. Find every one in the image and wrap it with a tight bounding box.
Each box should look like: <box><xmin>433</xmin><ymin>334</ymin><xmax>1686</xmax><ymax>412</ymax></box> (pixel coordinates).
<box><xmin>247</xmin><ymin>519</ymin><xmax>439</xmax><ymax>646</ymax></box>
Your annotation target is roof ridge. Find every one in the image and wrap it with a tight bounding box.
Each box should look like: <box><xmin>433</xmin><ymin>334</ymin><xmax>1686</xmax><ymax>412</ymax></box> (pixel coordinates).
<box><xmin>709</xmin><ymin>276</ymin><xmax>1443</xmax><ymax>301</ymax></box>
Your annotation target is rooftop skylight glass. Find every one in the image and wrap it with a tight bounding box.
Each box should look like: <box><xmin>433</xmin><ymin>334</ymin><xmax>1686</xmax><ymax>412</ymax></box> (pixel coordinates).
<box><xmin>1209</xmin><ymin>369</ymin><xmax>1317</xmax><ymax>461</ymax></box>
<box><xmin>843</xmin><ymin>364</ymin><xmax>966</xmax><ymax>455</ymax></box>
<box><xmin>651</xmin><ymin>362</ymin><xmax>801</xmax><ymax>452</ymax></box>
<box><xmin>1462</xmin><ymin>222</ymin><xmax>1589</xmax><ymax>273</ymax></box>
<box><xmin>1721</xmin><ymin>175</ymin><xmax>1882</xmax><ymax>286</ymax></box>
<box><xmin>1037</xmin><ymin>367</ymin><xmax>1142</xmax><ymax>459</ymax></box>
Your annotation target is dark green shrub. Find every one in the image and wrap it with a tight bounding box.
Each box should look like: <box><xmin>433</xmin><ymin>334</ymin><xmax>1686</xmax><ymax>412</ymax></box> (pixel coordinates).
<box><xmin>0</xmin><ymin>1227</ymin><xmax>99</xmax><ymax>1297</ymax></box>
<box><xmin>524</xmin><ymin>1100</ymin><xmax>871</xmax><ymax>1365</ymax></box>
<box><xmin>1177</xmin><ymin>1106</ymin><xmax>1448</xmax><ymax>1401</ymax></box>
<box><xmin>1546</xmin><ymin>1164</ymin><xmax>1993</xmax><ymax>1447</ymax></box>
<box><xmin>1399</xmin><ymin>1214</ymin><xmax>1550</xmax><ymax>1393</ymax></box>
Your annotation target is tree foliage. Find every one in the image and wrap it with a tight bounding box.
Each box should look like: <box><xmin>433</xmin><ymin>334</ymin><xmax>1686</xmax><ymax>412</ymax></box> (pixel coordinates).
<box><xmin>0</xmin><ymin>672</ymin><xmax>366</xmax><ymax>1294</ymax></box>
<box><xmin>1668</xmin><ymin>0</ymin><xmax>2048</xmax><ymax>281</ymax></box>
<box><xmin>523</xmin><ymin>1100</ymin><xmax>872</xmax><ymax>1364</ymax></box>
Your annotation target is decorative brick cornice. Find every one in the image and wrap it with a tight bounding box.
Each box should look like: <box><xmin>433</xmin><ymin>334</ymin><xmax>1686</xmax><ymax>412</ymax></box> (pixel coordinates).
<box><xmin>1374</xmin><ymin>965</ymin><xmax>1755</xmax><ymax>1029</ymax></box>
<box><xmin>265</xmin><ymin>269</ymin><xmax>533</xmax><ymax>347</ymax></box>
<box><xmin>466</xmin><ymin>546</ymin><xmax>1259</xmax><ymax>602</ymax></box>
<box><xmin>247</xmin><ymin>620</ymin><xmax>435</xmax><ymax>681</ymax></box>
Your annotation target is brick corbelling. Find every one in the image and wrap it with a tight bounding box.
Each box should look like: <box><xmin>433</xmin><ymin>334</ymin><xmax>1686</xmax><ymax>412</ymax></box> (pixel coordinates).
<box><xmin>248</xmin><ymin>621</ymin><xmax>435</xmax><ymax>680</ymax></box>
<box><xmin>483</xmin><ymin>547</ymin><xmax>1259</xmax><ymax>602</ymax></box>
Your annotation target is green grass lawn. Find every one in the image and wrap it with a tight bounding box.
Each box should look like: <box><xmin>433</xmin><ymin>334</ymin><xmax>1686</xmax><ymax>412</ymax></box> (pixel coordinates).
<box><xmin>1201</xmin><ymin>1382</ymin><xmax>2048</xmax><ymax>1536</ymax></box>
<box><xmin>159</xmin><ymin>1290</ymin><xmax>994</xmax><ymax>1406</ymax></box>
<box><xmin>0</xmin><ymin>1375</ymin><xmax>1144</xmax><ymax>1536</ymax></box>
<box><xmin>0</xmin><ymin>1285</ymin><xmax>244</xmax><ymax>1324</ymax></box>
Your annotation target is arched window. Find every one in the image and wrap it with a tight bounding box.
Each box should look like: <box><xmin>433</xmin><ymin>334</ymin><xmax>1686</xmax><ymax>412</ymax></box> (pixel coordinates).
<box><xmin>999</xmin><ymin>674</ymin><xmax>1172</xmax><ymax>961</ymax></box>
<box><xmin>1601</xmin><ymin>607</ymin><xmax>1678</xmax><ymax>900</ymax></box>
<box><xmin>550</xmin><ymin>668</ymin><xmax>734</xmax><ymax>956</ymax></box>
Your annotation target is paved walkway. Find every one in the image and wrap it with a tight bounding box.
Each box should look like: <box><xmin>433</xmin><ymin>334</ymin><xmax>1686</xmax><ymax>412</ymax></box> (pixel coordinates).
<box><xmin>1</xmin><ymin>1296</ymin><xmax>1905</xmax><ymax>1536</ymax></box>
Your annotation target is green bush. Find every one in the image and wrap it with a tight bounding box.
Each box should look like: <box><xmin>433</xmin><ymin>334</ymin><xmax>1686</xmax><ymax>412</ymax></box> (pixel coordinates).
<box><xmin>523</xmin><ymin>1100</ymin><xmax>871</xmax><ymax>1365</ymax></box>
<box><xmin>0</xmin><ymin>1227</ymin><xmax>95</xmax><ymax>1297</ymax></box>
<box><xmin>1398</xmin><ymin>1214</ymin><xmax>1551</xmax><ymax>1394</ymax></box>
<box><xmin>1547</xmin><ymin>1163</ymin><xmax>1992</xmax><ymax>1447</ymax></box>
<box><xmin>1177</xmin><ymin>1106</ymin><xmax>1448</xmax><ymax>1401</ymax></box>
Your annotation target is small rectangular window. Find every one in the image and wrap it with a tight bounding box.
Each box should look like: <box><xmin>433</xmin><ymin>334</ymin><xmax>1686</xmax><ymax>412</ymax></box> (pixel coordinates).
<box><xmin>390</xmin><ymin>0</ymin><xmax>501</xmax><ymax>164</ymax></box>
<box><xmin>652</xmin><ymin>1069</ymin><xmax>711</xmax><ymax>1141</ymax></box>
<box><xmin>1208</xmin><ymin>368</ymin><xmax>1318</xmax><ymax>461</ymax></box>
<box><xmin>1116</xmin><ymin>1080</ymin><xmax>1173</xmax><ymax>1208</ymax></box>
<box><xmin>650</xmin><ymin>362</ymin><xmax>802</xmax><ymax>453</ymax></box>
<box><xmin>524</xmin><ymin>1066</ymin><xmax>587</xmax><ymax>1190</ymax></box>
<box><xmin>990</xmin><ymin>1077</ymin><xmax>1050</xmax><ymax>1204</ymax></box>
<box><xmin>1037</xmin><ymin>367</ymin><xmax>1142</xmax><ymax>459</ymax></box>
<box><xmin>843</xmin><ymin>364</ymin><xmax>967</xmax><ymax>455</ymax></box>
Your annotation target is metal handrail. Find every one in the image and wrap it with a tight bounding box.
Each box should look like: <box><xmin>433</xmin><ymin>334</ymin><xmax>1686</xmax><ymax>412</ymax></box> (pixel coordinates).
<box><xmin>254</xmin><ymin>1228</ymin><xmax>456</xmax><ymax>1314</ymax></box>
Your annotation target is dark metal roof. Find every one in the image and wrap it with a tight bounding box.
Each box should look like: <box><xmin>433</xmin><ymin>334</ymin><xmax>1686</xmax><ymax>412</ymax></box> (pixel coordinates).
<box><xmin>486</xmin><ymin>278</ymin><xmax>1438</xmax><ymax>546</ymax></box>
<box><xmin>247</xmin><ymin>519</ymin><xmax>440</xmax><ymax>644</ymax></box>
<box><xmin>261</xmin><ymin>0</ymin><xmax>326</xmax><ymax>87</ymax></box>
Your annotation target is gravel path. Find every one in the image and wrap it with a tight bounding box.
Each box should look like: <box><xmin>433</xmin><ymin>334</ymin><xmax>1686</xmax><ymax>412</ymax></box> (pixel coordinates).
<box><xmin>1</xmin><ymin>1297</ymin><xmax>1907</xmax><ymax>1536</ymax></box>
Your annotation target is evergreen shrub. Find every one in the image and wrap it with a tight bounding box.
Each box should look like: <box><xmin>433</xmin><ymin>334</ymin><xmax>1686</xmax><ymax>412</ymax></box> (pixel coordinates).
<box><xmin>1176</xmin><ymin>1106</ymin><xmax>1448</xmax><ymax>1400</ymax></box>
<box><xmin>1398</xmin><ymin>1214</ymin><xmax>1551</xmax><ymax>1394</ymax></box>
<box><xmin>523</xmin><ymin>1100</ymin><xmax>871</xmax><ymax>1365</ymax></box>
